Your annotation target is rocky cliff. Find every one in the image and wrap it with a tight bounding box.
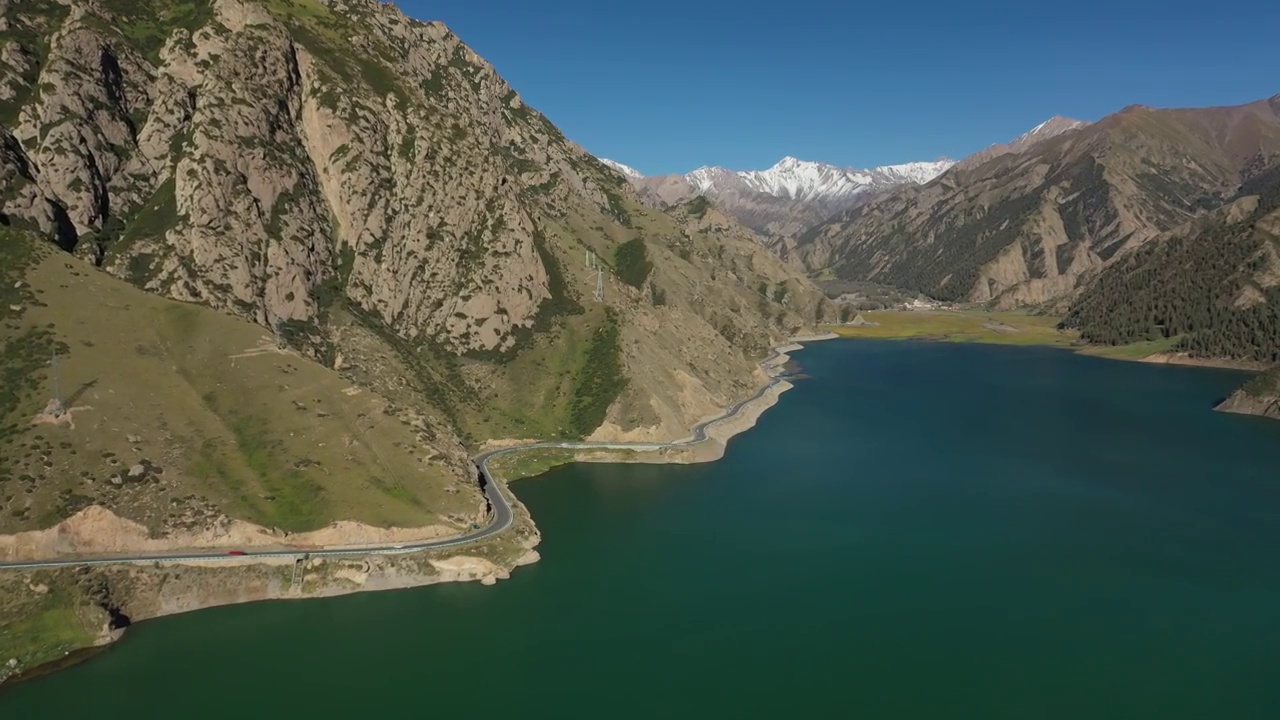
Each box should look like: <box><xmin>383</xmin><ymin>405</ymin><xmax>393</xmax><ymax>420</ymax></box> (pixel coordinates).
<box><xmin>0</xmin><ymin>0</ymin><xmax>834</xmax><ymax>447</ymax></box>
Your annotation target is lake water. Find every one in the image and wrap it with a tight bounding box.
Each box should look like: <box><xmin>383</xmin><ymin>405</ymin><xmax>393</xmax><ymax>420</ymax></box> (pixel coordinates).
<box><xmin>4</xmin><ymin>340</ymin><xmax>1280</xmax><ymax>718</ymax></box>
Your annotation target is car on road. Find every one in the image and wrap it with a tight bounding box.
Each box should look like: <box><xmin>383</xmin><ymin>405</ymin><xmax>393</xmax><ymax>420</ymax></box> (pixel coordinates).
<box><xmin>227</xmin><ymin>550</ymin><xmax>247</xmax><ymax>556</ymax></box>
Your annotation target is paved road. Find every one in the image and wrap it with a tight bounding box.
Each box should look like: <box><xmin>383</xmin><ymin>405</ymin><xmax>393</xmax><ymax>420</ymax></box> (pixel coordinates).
<box><xmin>0</xmin><ymin>340</ymin><xmax>816</xmax><ymax>571</ymax></box>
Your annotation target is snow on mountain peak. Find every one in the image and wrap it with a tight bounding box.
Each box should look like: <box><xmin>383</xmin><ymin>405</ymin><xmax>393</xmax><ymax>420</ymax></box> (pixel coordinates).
<box><xmin>599</xmin><ymin>158</ymin><xmax>644</xmax><ymax>180</ymax></box>
<box><xmin>727</xmin><ymin>156</ymin><xmax>954</xmax><ymax>202</ymax></box>
<box><xmin>1018</xmin><ymin>116</ymin><xmax>1087</xmax><ymax>145</ymax></box>
<box><xmin>871</xmin><ymin>160</ymin><xmax>957</xmax><ymax>185</ymax></box>
<box><xmin>595</xmin><ymin>154</ymin><xmax>955</xmax><ymax>205</ymax></box>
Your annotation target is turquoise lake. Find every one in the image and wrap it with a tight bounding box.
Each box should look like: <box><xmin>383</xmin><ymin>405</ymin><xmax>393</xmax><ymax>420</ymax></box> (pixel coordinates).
<box><xmin>3</xmin><ymin>340</ymin><xmax>1279</xmax><ymax>718</ymax></box>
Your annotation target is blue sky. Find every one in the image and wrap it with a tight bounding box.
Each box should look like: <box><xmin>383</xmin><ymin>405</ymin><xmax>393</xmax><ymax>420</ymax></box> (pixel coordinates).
<box><xmin>399</xmin><ymin>0</ymin><xmax>1280</xmax><ymax>176</ymax></box>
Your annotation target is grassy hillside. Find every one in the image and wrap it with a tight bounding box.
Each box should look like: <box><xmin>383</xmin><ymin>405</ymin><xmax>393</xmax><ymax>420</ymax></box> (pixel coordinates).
<box><xmin>0</xmin><ymin>229</ymin><xmax>480</xmax><ymax>535</ymax></box>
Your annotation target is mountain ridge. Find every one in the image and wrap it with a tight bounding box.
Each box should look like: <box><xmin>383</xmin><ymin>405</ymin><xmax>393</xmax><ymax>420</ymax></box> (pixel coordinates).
<box><xmin>599</xmin><ymin>154</ymin><xmax>954</xmax><ymax>237</ymax></box>
<box><xmin>953</xmin><ymin>115</ymin><xmax>1088</xmax><ymax>171</ymax></box>
<box><xmin>793</xmin><ymin>95</ymin><xmax>1280</xmax><ymax>306</ymax></box>
<box><xmin>791</xmin><ymin>94</ymin><xmax>1280</xmax><ymax>401</ymax></box>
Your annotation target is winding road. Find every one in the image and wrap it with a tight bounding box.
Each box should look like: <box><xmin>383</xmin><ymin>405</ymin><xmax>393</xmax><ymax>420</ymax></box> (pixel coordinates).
<box><xmin>0</xmin><ymin>339</ymin><xmax>823</xmax><ymax>571</ymax></box>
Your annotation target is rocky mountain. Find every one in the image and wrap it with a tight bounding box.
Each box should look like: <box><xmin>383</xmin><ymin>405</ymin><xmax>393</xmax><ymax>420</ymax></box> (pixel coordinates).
<box><xmin>1061</xmin><ymin>161</ymin><xmax>1280</xmax><ymax>363</ymax></box>
<box><xmin>0</xmin><ymin>0</ymin><xmax>844</xmax><ymax>675</ymax></box>
<box><xmin>1</xmin><ymin>0</ymin><xmax>836</xmax><ymax>433</ymax></box>
<box><xmin>790</xmin><ymin>96</ymin><xmax>1280</xmax><ymax>418</ymax></box>
<box><xmin>599</xmin><ymin>155</ymin><xmax>954</xmax><ymax>237</ymax></box>
<box><xmin>0</xmin><ymin>0</ymin><xmax>839</xmax><ymax>636</ymax></box>
<box><xmin>952</xmin><ymin>116</ymin><xmax>1088</xmax><ymax>171</ymax></box>
<box><xmin>794</xmin><ymin>96</ymin><xmax>1280</xmax><ymax>311</ymax></box>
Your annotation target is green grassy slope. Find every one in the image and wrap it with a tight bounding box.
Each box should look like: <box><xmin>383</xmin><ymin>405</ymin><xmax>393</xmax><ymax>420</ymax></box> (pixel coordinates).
<box><xmin>0</xmin><ymin>229</ymin><xmax>478</xmax><ymax>535</ymax></box>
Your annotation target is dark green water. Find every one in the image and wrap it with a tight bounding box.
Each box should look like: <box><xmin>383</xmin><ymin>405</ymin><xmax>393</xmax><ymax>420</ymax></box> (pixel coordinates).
<box><xmin>4</xmin><ymin>341</ymin><xmax>1280</xmax><ymax>718</ymax></box>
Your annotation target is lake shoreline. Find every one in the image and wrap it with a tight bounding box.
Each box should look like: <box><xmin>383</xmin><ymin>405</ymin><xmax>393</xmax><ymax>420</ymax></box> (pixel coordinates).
<box><xmin>0</xmin><ymin>334</ymin><xmax>836</xmax><ymax>688</ymax></box>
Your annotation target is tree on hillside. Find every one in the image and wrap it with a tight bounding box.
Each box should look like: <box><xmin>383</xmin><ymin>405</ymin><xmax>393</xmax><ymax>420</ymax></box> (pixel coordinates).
<box><xmin>613</xmin><ymin>238</ymin><xmax>652</xmax><ymax>289</ymax></box>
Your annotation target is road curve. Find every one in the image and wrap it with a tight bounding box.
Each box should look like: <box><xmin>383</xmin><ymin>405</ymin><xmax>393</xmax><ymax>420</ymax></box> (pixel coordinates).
<box><xmin>0</xmin><ymin>339</ymin><xmax>821</xmax><ymax>571</ymax></box>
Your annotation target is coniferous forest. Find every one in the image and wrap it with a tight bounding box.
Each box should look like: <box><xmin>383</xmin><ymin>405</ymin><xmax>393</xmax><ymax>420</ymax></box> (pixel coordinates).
<box><xmin>1062</xmin><ymin>166</ymin><xmax>1280</xmax><ymax>363</ymax></box>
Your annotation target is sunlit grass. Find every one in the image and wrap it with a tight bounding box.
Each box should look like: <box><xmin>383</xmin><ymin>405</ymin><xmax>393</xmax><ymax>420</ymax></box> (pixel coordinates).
<box><xmin>828</xmin><ymin>310</ymin><xmax>1077</xmax><ymax>347</ymax></box>
<box><xmin>1077</xmin><ymin>336</ymin><xmax>1182</xmax><ymax>360</ymax></box>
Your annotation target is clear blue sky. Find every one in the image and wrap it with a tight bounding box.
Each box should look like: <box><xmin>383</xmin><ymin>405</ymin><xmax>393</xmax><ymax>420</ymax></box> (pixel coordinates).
<box><xmin>398</xmin><ymin>0</ymin><xmax>1280</xmax><ymax>176</ymax></box>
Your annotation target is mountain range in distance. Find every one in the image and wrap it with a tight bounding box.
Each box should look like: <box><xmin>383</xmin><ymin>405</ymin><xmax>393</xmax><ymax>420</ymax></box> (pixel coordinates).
<box><xmin>602</xmin><ymin>95</ymin><xmax>1280</xmax><ymax>420</ymax></box>
<box><xmin>599</xmin><ymin>116</ymin><xmax>1087</xmax><ymax>237</ymax></box>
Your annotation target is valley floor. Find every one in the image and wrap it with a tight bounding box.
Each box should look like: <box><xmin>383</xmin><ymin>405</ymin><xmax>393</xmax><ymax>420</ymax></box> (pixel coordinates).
<box><xmin>829</xmin><ymin>310</ymin><xmax>1270</xmax><ymax>371</ymax></box>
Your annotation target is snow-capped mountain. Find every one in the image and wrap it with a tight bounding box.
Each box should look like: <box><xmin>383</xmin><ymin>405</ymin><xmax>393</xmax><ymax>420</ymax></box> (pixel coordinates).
<box><xmin>699</xmin><ymin>156</ymin><xmax>953</xmax><ymax>203</ymax></box>
<box><xmin>598</xmin><ymin>154</ymin><xmax>954</xmax><ymax>237</ymax></box>
<box><xmin>599</xmin><ymin>158</ymin><xmax>644</xmax><ymax>180</ymax></box>
<box><xmin>1015</xmin><ymin>116</ymin><xmax>1088</xmax><ymax>147</ymax></box>
<box><xmin>678</xmin><ymin>156</ymin><xmax>953</xmax><ymax>204</ymax></box>
<box><xmin>595</xmin><ymin>118</ymin><xmax>1088</xmax><ymax>239</ymax></box>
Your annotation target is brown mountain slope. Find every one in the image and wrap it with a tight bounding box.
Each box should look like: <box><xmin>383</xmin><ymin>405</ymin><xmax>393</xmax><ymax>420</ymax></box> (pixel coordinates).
<box><xmin>951</xmin><ymin>116</ymin><xmax>1087</xmax><ymax>172</ymax></box>
<box><xmin>0</xmin><ymin>0</ymin><xmax>835</xmax><ymax>455</ymax></box>
<box><xmin>794</xmin><ymin>95</ymin><xmax>1280</xmax><ymax>310</ymax></box>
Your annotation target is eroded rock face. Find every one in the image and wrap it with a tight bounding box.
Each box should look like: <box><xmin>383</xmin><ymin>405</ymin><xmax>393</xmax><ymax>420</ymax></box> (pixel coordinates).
<box><xmin>0</xmin><ymin>0</ymin><xmax>614</xmax><ymax>354</ymax></box>
<box><xmin>1</xmin><ymin>0</ymin><xmax>835</xmax><ymax>445</ymax></box>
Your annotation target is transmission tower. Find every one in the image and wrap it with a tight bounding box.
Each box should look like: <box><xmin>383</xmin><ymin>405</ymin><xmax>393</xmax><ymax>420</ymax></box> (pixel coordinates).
<box><xmin>49</xmin><ymin>350</ymin><xmax>65</xmax><ymax>417</ymax></box>
<box><xmin>594</xmin><ymin>268</ymin><xmax>604</xmax><ymax>302</ymax></box>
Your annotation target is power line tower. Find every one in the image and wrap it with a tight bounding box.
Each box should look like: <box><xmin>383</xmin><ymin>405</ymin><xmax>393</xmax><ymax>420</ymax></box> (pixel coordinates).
<box><xmin>49</xmin><ymin>350</ymin><xmax>65</xmax><ymax>417</ymax></box>
<box><xmin>692</xmin><ymin>280</ymin><xmax>703</xmax><ymax>303</ymax></box>
<box><xmin>594</xmin><ymin>267</ymin><xmax>604</xmax><ymax>302</ymax></box>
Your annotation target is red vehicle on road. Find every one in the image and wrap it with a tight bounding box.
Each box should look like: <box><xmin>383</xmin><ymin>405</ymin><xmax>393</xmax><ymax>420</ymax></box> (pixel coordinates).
<box><xmin>227</xmin><ymin>550</ymin><xmax>247</xmax><ymax>556</ymax></box>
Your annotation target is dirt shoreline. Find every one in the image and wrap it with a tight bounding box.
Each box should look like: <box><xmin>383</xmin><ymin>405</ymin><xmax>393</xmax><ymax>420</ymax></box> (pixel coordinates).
<box><xmin>1</xmin><ymin>334</ymin><xmax>835</xmax><ymax>686</ymax></box>
<box><xmin>1132</xmin><ymin>352</ymin><xmax>1270</xmax><ymax>371</ymax></box>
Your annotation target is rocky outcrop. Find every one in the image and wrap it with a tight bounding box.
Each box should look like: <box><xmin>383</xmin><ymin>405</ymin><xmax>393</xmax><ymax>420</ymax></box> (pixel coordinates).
<box><xmin>1216</xmin><ymin>367</ymin><xmax>1280</xmax><ymax>421</ymax></box>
